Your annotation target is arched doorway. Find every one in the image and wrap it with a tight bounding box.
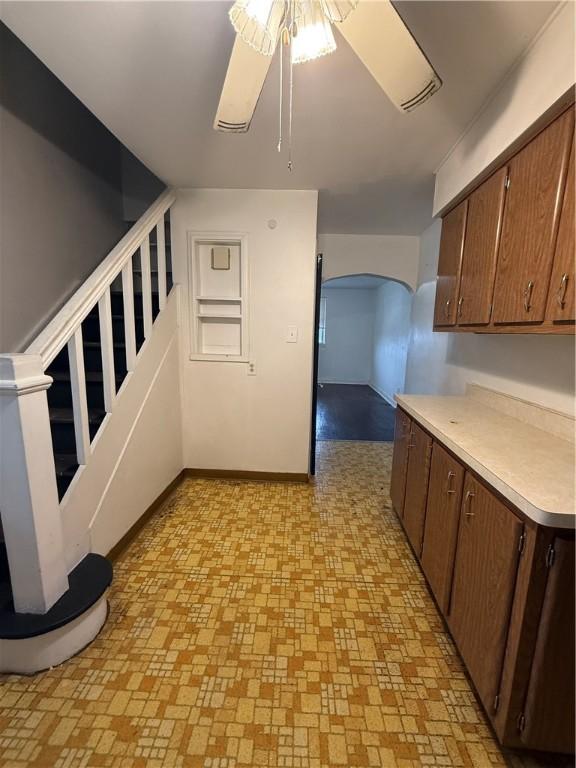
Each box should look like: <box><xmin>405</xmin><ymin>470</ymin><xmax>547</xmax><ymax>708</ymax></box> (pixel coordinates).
<box><xmin>313</xmin><ymin>272</ymin><xmax>412</xmax><ymax>444</ymax></box>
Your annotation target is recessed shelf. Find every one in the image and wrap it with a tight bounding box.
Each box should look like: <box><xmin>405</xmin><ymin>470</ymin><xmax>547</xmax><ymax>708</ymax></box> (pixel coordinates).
<box><xmin>189</xmin><ymin>236</ymin><xmax>248</xmax><ymax>362</ymax></box>
<box><xmin>198</xmin><ymin>316</ymin><xmax>241</xmax><ymax>356</ymax></box>
<box><xmin>194</xmin><ymin>296</ymin><xmax>242</xmax><ymax>302</ymax></box>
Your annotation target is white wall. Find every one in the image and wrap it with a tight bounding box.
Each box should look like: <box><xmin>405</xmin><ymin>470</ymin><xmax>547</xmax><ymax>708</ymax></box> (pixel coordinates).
<box><xmin>319</xmin><ymin>287</ymin><xmax>375</xmax><ymax>384</ymax></box>
<box><xmin>172</xmin><ymin>189</ymin><xmax>318</xmax><ymax>475</ymax></box>
<box><xmin>62</xmin><ymin>290</ymin><xmax>183</xmax><ymax>567</ymax></box>
<box><xmin>318</xmin><ymin>234</ymin><xmax>419</xmax><ymax>291</ymax></box>
<box><xmin>404</xmin><ymin>221</ymin><xmax>576</xmax><ymax>415</ymax></box>
<box><xmin>371</xmin><ymin>281</ymin><xmax>412</xmax><ymax>405</ymax></box>
<box><xmin>434</xmin><ymin>3</ymin><xmax>575</xmax><ymax>214</ymax></box>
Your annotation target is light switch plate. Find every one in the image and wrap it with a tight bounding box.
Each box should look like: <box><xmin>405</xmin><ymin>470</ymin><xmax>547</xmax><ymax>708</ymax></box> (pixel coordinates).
<box><xmin>286</xmin><ymin>326</ymin><xmax>298</xmax><ymax>343</ymax></box>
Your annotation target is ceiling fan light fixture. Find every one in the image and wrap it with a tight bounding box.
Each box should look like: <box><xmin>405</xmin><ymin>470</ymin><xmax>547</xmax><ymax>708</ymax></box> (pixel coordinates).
<box><xmin>291</xmin><ymin>0</ymin><xmax>337</xmax><ymax>64</ymax></box>
<box><xmin>229</xmin><ymin>0</ymin><xmax>285</xmax><ymax>56</ymax></box>
<box><xmin>319</xmin><ymin>0</ymin><xmax>359</xmax><ymax>24</ymax></box>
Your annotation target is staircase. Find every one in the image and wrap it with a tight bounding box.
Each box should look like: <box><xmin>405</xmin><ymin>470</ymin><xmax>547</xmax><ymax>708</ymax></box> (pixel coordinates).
<box><xmin>46</xmin><ymin>214</ymin><xmax>173</xmax><ymax>500</ymax></box>
<box><xmin>0</xmin><ymin>189</ymin><xmax>176</xmax><ymax>672</ymax></box>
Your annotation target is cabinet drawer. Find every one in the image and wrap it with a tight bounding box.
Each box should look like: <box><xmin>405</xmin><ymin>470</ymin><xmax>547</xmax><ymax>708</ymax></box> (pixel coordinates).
<box><xmin>421</xmin><ymin>443</ymin><xmax>465</xmax><ymax>614</ymax></box>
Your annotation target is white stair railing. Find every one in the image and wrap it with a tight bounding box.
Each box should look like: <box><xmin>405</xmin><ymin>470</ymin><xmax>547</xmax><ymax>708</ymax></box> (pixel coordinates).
<box><xmin>0</xmin><ymin>188</ymin><xmax>176</xmax><ymax>614</ymax></box>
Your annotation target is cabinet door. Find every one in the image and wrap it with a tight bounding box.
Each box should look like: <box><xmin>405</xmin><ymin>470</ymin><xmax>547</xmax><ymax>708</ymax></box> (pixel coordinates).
<box><xmin>546</xmin><ymin>141</ymin><xmax>575</xmax><ymax>322</ymax></box>
<box><xmin>457</xmin><ymin>168</ymin><xmax>507</xmax><ymax>326</ymax></box>
<box><xmin>521</xmin><ymin>537</ymin><xmax>575</xmax><ymax>754</ymax></box>
<box><xmin>420</xmin><ymin>444</ymin><xmax>465</xmax><ymax>614</ymax></box>
<box><xmin>448</xmin><ymin>474</ymin><xmax>523</xmax><ymax>713</ymax></box>
<box><xmin>492</xmin><ymin>109</ymin><xmax>574</xmax><ymax>324</ymax></box>
<box><xmin>433</xmin><ymin>201</ymin><xmax>468</xmax><ymax>327</ymax></box>
<box><xmin>390</xmin><ymin>409</ymin><xmax>411</xmax><ymax>516</ymax></box>
<box><xmin>402</xmin><ymin>423</ymin><xmax>432</xmax><ymax>557</ymax></box>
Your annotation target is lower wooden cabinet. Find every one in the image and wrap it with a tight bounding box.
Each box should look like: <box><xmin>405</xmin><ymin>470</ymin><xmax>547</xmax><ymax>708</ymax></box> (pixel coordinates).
<box><xmin>421</xmin><ymin>443</ymin><xmax>464</xmax><ymax>613</ymax></box>
<box><xmin>390</xmin><ymin>408</ymin><xmax>411</xmax><ymax>515</ymax></box>
<box><xmin>520</xmin><ymin>535</ymin><xmax>575</xmax><ymax>753</ymax></box>
<box><xmin>402</xmin><ymin>422</ymin><xmax>432</xmax><ymax>556</ymax></box>
<box><xmin>448</xmin><ymin>474</ymin><xmax>523</xmax><ymax>714</ymax></box>
<box><xmin>390</xmin><ymin>407</ymin><xmax>575</xmax><ymax>754</ymax></box>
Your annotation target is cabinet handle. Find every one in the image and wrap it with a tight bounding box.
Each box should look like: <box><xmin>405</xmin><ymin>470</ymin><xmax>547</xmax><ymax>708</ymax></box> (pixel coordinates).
<box><xmin>464</xmin><ymin>490</ymin><xmax>475</xmax><ymax>517</ymax></box>
<box><xmin>556</xmin><ymin>273</ymin><xmax>569</xmax><ymax>309</ymax></box>
<box><xmin>457</xmin><ymin>297</ymin><xmax>464</xmax><ymax>318</ymax></box>
<box><xmin>446</xmin><ymin>470</ymin><xmax>457</xmax><ymax>494</ymax></box>
<box><xmin>523</xmin><ymin>280</ymin><xmax>534</xmax><ymax>313</ymax></box>
<box><xmin>444</xmin><ymin>299</ymin><xmax>451</xmax><ymax>320</ymax></box>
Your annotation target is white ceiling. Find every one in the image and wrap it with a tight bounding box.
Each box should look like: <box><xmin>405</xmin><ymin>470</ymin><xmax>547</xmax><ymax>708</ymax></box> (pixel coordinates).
<box><xmin>324</xmin><ymin>275</ymin><xmax>387</xmax><ymax>289</ymax></box>
<box><xmin>1</xmin><ymin>1</ymin><xmax>558</xmax><ymax>234</ymax></box>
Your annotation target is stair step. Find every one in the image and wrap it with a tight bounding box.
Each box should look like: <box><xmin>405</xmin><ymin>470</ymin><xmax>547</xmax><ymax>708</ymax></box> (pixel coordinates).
<box><xmin>53</xmin><ymin>454</ymin><xmax>79</xmax><ymax>499</ymax></box>
<box><xmin>51</xmin><ymin>369</ymin><xmax>123</xmax><ymax>384</ymax></box>
<box><xmin>0</xmin><ymin>553</ymin><xmax>112</xmax><ymax>640</ymax></box>
<box><xmin>49</xmin><ymin>407</ymin><xmax>106</xmax><ymax>425</ymax></box>
<box><xmin>49</xmin><ymin>406</ymin><xmax>106</xmax><ymax>454</ymax></box>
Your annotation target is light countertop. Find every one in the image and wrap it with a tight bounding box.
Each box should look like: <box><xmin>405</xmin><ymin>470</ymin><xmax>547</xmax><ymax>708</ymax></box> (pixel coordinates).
<box><xmin>395</xmin><ymin>394</ymin><xmax>575</xmax><ymax>529</ymax></box>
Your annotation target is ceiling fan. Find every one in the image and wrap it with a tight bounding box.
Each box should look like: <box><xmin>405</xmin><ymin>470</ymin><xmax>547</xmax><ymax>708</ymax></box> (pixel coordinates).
<box><xmin>214</xmin><ymin>0</ymin><xmax>442</xmax><ymax>141</ymax></box>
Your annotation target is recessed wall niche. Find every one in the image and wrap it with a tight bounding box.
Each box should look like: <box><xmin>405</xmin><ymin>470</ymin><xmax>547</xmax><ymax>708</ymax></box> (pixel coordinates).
<box><xmin>188</xmin><ymin>235</ymin><xmax>249</xmax><ymax>361</ymax></box>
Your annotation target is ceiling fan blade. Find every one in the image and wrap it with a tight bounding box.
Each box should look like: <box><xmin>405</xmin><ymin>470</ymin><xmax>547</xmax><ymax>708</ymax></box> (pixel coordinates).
<box><xmin>337</xmin><ymin>0</ymin><xmax>442</xmax><ymax>112</ymax></box>
<box><xmin>214</xmin><ymin>35</ymin><xmax>273</xmax><ymax>132</ymax></box>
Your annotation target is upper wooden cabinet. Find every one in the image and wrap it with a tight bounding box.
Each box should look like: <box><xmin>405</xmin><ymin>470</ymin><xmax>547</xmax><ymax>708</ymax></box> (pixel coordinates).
<box><xmin>546</xmin><ymin>141</ymin><xmax>575</xmax><ymax>323</ymax></box>
<box><xmin>434</xmin><ymin>106</ymin><xmax>575</xmax><ymax>334</ymax></box>
<box><xmin>457</xmin><ymin>167</ymin><xmax>507</xmax><ymax>325</ymax></box>
<box><xmin>433</xmin><ymin>201</ymin><xmax>467</xmax><ymax>327</ymax></box>
<box><xmin>492</xmin><ymin>108</ymin><xmax>574</xmax><ymax>324</ymax></box>
<box><xmin>448</xmin><ymin>474</ymin><xmax>523</xmax><ymax>714</ymax></box>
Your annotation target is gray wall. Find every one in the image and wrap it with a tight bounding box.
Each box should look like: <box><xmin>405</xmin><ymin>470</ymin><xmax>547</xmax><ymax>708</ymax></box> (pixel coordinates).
<box><xmin>318</xmin><ymin>287</ymin><xmax>376</xmax><ymax>384</ymax></box>
<box><xmin>0</xmin><ymin>23</ymin><xmax>164</xmax><ymax>352</ymax></box>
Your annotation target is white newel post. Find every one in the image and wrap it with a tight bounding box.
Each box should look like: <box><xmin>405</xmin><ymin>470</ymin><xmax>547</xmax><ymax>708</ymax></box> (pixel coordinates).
<box><xmin>0</xmin><ymin>354</ymin><xmax>69</xmax><ymax>613</ymax></box>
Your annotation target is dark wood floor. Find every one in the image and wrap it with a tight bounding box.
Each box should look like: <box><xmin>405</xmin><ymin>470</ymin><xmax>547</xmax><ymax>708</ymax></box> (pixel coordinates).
<box><xmin>316</xmin><ymin>384</ymin><xmax>396</xmax><ymax>442</ymax></box>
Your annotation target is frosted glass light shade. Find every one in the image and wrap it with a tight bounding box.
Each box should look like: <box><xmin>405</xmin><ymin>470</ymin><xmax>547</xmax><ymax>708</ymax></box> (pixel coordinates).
<box><xmin>291</xmin><ymin>0</ymin><xmax>336</xmax><ymax>63</ymax></box>
<box><xmin>229</xmin><ymin>0</ymin><xmax>285</xmax><ymax>56</ymax></box>
<box><xmin>320</xmin><ymin>0</ymin><xmax>358</xmax><ymax>23</ymax></box>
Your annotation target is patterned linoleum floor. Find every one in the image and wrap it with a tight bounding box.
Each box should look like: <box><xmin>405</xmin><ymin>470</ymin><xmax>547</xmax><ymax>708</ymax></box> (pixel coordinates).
<box><xmin>0</xmin><ymin>442</ymin><xmax>573</xmax><ymax>768</ymax></box>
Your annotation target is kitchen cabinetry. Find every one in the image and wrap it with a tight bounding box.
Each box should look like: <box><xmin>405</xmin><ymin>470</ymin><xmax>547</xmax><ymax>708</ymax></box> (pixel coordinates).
<box><xmin>520</xmin><ymin>536</ymin><xmax>575</xmax><ymax>753</ymax></box>
<box><xmin>546</xmin><ymin>142</ymin><xmax>575</xmax><ymax>323</ymax></box>
<box><xmin>433</xmin><ymin>201</ymin><xmax>467</xmax><ymax>327</ymax></box>
<box><xmin>390</xmin><ymin>408</ymin><xmax>411</xmax><ymax>515</ymax></box>
<box><xmin>390</xmin><ymin>406</ymin><xmax>575</xmax><ymax>753</ymax></box>
<box><xmin>420</xmin><ymin>443</ymin><xmax>464</xmax><ymax>613</ymax></box>
<box><xmin>456</xmin><ymin>167</ymin><xmax>507</xmax><ymax>326</ymax></box>
<box><xmin>433</xmin><ymin>105</ymin><xmax>575</xmax><ymax>334</ymax></box>
<box><xmin>402</xmin><ymin>422</ymin><xmax>432</xmax><ymax>556</ymax></box>
<box><xmin>448</xmin><ymin>474</ymin><xmax>523</xmax><ymax>713</ymax></box>
<box><xmin>492</xmin><ymin>108</ymin><xmax>574</xmax><ymax>324</ymax></box>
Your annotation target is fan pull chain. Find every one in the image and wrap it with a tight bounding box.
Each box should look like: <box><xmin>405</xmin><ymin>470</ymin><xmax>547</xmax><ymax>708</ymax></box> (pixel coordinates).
<box><xmin>288</xmin><ymin>49</ymin><xmax>294</xmax><ymax>171</ymax></box>
<box><xmin>277</xmin><ymin>40</ymin><xmax>283</xmax><ymax>153</ymax></box>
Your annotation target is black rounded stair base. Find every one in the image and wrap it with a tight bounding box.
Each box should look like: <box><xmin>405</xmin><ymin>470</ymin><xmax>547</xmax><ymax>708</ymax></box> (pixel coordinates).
<box><xmin>0</xmin><ymin>554</ymin><xmax>113</xmax><ymax>640</ymax></box>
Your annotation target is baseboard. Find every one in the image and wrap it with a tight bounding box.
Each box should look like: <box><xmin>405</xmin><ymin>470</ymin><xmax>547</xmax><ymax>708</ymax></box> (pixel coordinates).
<box><xmin>184</xmin><ymin>468</ymin><xmax>309</xmax><ymax>483</ymax></box>
<box><xmin>106</xmin><ymin>465</ymin><xmax>309</xmax><ymax>561</ymax></box>
<box><xmin>368</xmin><ymin>382</ymin><xmax>397</xmax><ymax>407</ymax></box>
<box><xmin>318</xmin><ymin>379</ymin><xmax>370</xmax><ymax>386</ymax></box>
<box><xmin>106</xmin><ymin>470</ymin><xmax>185</xmax><ymax>562</ymax></box>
